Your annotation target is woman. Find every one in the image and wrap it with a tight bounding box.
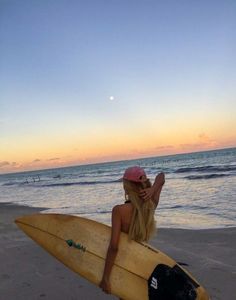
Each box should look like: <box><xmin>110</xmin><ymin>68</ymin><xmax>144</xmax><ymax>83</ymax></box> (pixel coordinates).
<box><xmin>99</xmin><ymin>166</ymin><xmax>165</xmax><ymax>296</ymax></box>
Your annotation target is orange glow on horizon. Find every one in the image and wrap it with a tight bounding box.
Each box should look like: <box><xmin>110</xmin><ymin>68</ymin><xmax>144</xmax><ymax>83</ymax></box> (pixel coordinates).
<box><xmin>1</xmin><ymin>114</ymin><xmax>236</xmax><ymax>173</ymax></box>
<box><xmin>1</xmin><ymin>134</ymin><xmax>235</xmax><ymax>174</ymax></box>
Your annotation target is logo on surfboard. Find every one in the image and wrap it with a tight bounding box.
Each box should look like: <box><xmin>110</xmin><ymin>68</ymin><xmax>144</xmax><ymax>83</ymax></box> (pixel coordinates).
<box><xmin>150</xmin><ymin>277</ymin><xmax>158</xmax><ymax>289</ymax></box>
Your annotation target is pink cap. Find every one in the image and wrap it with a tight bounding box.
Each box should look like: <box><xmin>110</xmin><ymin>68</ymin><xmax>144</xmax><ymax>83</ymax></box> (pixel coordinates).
<box><xmin>123</xmin><ymin>166</ymin><xmax>146</xmax><ymax>182</ymax></box>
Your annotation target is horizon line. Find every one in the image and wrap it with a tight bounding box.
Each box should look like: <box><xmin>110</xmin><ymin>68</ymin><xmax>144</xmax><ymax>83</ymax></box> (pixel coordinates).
<box><xmin>0</xmin><ymin>146</ymin><xmax>235</xmax><ymax>176</ymax></box>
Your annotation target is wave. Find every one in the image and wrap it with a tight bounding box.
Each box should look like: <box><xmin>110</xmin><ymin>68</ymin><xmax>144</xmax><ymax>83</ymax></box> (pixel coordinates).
<box><xmin>2</xmin><ymin>182</ymin><xmax>17</xmax><ymax>186</ymax></box>
<box><xmin>163</xmin><ymin>205</ymin><xmax>184</xmax><ymax>209</ymax></box>
<box><xmin>2</xmin><ymin>179</ymin><xmax>44</xmax><ymax>186</ymax></box>
<box><xmin>39</xmin><ymin>179</ymin><xmax>121</xmax><ymax>187</ymax></box>
<box><xmin>2</xmin><ymin>179</ymin><xmax>122</xmax><ymax>187</ymax></box>
<box><xmin>184</xmin><ymin>174</ymin><xmax>231</xmax><ymax>180</ymax></box>
<box><xmin>162</xmin><ymin>204</ymin><xmax>209</xmax><ymax>210</ymax></box>
<box><xmin>175</xmin><ymin>165</ymin><xmax>236</xmax><ymax>173</ymax></box>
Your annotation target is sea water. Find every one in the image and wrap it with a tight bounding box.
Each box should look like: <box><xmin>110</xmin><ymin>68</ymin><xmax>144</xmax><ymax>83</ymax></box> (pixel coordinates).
<box><xmin>0</xmin><ymin>148</ymin><xmax>236</xmax><ymax>229</ymax></box>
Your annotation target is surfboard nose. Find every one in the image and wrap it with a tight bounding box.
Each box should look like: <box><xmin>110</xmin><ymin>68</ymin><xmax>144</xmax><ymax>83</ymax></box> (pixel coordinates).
<box><xmin>15</xmin><ymin>213</ymin><xmax>42</xmax><ymax>227</ymax></box>
<box><xmin>15</xmin><ymin>214</ymin><xmax>56</xmax><ymax>235</ymax></box>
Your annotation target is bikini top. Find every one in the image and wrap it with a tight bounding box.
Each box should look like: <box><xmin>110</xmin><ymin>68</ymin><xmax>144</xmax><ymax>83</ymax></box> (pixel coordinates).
<box><xmin>125</xmin><ymin>200</ymin><xmax>131</xmax><ymax>204</ymax></box>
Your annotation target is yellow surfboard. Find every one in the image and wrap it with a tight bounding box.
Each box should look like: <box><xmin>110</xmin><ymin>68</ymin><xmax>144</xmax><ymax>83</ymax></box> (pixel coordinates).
<box><xmin>15</xmin><ymin>214</ymin><xmax>210</xmax><ymax>300</ymax></box>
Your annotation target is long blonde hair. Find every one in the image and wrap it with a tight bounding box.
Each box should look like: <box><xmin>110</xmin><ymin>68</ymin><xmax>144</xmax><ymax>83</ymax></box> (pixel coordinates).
<box><xmin>123</xmin><ymin>179</ymin><xmax>156</xmax><ymax>242</ymax></box>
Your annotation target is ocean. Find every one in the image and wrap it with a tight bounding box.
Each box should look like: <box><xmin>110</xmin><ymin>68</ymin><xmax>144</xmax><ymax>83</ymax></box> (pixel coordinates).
<box><xmin>1</xmin><ymin>148</ymin><xmax>236</xmax><ymax>229</ymax></box>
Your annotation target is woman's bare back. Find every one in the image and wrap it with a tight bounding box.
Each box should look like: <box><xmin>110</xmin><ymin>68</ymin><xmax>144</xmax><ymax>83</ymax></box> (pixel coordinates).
<box><xmin>118</xmin><ymin>203</ymin><xmax>134</xmax><ymax>234</ymax></box>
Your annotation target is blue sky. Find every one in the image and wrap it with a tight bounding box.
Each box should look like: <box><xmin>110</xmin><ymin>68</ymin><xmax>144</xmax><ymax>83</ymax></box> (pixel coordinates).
<box><xmin>0</xmin><ymin>0</ymin><xmax>236</xmax><ymax>172</ymax></box>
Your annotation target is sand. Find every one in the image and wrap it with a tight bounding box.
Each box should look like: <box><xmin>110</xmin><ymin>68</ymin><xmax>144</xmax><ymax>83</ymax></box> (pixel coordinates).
<box><xmin>1</xmin><ymin>202</ymin><xmax>235</xmax><ymax>300</ymax></box>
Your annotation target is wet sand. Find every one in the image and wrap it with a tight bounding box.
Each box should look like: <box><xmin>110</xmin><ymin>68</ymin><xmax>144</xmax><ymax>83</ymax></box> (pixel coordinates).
<box><xmin>1</xmin><ymin>202</ymin><xmax>235</xmax><ymax>299</ymax></box>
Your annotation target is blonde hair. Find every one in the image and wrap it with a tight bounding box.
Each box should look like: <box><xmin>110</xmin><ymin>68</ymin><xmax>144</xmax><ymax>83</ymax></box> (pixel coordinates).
<box><xmin>123</xmin><ymin>179</ymin><xmax>156</xmax><ymax>242</ymax></box>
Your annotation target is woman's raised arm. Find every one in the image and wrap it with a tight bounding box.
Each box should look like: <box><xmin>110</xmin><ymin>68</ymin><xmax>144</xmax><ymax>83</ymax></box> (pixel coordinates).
<box><xmin>140</xmin><ymin>172</ymin><xmax>165</xmax><ymax>207</ymax></box>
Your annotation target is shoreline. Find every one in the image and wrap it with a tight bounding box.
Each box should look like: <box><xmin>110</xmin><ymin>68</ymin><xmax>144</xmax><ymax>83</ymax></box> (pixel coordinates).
<box><xmin>1</xmin><ymin>202</ymin><xmax>236</xmax><ymax>299</ymax></box>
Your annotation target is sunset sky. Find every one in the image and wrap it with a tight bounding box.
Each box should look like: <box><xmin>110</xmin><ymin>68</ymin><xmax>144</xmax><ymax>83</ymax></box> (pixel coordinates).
<box><xmin>1</xmin><ymin>0</ymin><xmax>236</xmax><ymax>173</ymax></box>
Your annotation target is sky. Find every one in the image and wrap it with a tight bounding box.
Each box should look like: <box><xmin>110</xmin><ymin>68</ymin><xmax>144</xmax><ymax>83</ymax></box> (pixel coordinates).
<box><xmin>0</xmin><ymin>0</ymin><xmax>236</xmax><ymax>173</ymax></box>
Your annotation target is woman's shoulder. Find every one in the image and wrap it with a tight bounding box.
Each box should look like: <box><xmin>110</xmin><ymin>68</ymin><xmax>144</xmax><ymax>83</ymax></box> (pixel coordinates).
<box><xmin>111</xmin><ymin>204</ymin><xmax>124</xmax><ymax>217</ymax></box>
<box><xmin>112</xmin><ymin>203</ymin><xmax>126</xmax><ymax>212</ymax></box>
<box><xmin>112</xmin><ymin>203</ymin><xmax>132</xmax><ymax>214</ymax></box>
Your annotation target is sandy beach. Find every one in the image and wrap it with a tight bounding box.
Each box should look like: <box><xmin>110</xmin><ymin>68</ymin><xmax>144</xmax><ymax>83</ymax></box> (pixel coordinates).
<box><xmin>1</xmin><ymin>202</ymin><xmax>235</xmax><ymax>300</ymax></box>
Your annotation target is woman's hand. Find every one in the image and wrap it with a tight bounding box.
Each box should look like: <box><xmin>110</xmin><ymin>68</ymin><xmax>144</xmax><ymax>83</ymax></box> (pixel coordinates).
<box><xmin>140</xmin><ymin>173</ymin><xmax>165</xmax><ymax>204</ymax></box>
<box><xmin>140</xmin><ymin>187</ymin><xmax>155</xmax><ymax>201</ymax></box>
<box><xmin>99</xmin><ymin>277</ymin><xmax>111</xmax><ymax>294</ymax></box>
